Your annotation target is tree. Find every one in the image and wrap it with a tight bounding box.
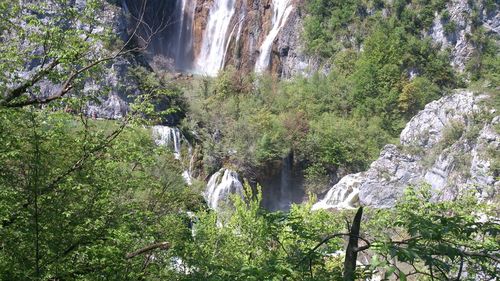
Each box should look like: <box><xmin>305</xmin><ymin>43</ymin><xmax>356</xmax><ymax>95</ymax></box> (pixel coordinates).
<box><xmin>0</xmin><ymin>108</ymin><xmax>204</xmax><ymax>279</ymax></box>
<box><xmin>0</xmin><ymin>0</ymin><xmax>166</xmax><ymax>108</ymax></box>
<box><xmin>0</xmin><ymin>1</ymin><xmax>199</xmax><ymax>279</ymax></box>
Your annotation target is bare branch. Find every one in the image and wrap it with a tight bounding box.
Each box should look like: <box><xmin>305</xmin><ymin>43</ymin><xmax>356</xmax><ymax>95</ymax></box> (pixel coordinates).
<box><xmin>126</xmin><ymin>242</ymin><xmax>170</xmax><ymax>259</ymax></box>
<box><xmin>1</xmin><ymin>59</ymin><xmax>60</xmax><ymax>106</ymax></box>
<box><xmin>1</xmin><ymin>0</ymin><xmax>169</xmax><ymax>108</ymax></box>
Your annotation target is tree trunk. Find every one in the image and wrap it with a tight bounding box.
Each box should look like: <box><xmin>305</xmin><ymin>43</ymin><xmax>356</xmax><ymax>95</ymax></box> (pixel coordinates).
<box><xmin>343</xmin><ymin>207</ymin><xmax>363</xmax><ymax>281</ymax></box>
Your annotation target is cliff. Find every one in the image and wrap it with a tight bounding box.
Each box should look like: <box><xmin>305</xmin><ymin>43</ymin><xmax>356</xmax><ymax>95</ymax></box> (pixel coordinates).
<box><xmin>313</xmin><ymin>91</ymin><xmax>499</xmax><ymax>209</ymax></box>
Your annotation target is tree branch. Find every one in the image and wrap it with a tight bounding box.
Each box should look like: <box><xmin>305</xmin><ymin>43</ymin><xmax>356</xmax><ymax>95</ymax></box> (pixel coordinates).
<box><xmin>126</xmin><ymin>242</ymin><xmax>170</xmax><ymax>259</ymax></box>
<box><xmin>1</xmin><ymin>0</ymin><xmax>168</xmax><ymax>108</ymax></box>
<box><xmin>1</xmin><ymin>59</ymin><xmax>60</xmax><ymax>106</ymax></box>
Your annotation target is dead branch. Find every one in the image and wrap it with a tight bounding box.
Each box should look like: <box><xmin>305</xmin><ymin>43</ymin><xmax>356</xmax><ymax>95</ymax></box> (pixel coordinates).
<box><xmin>126</xmin><ymin>242</ymin><xmax>170</xmax><ymax>259</ymax></box>
<box><xmin>1</xmin><ymin>0</ymin><xmax>169</xmax><ymax>108</ymax></box>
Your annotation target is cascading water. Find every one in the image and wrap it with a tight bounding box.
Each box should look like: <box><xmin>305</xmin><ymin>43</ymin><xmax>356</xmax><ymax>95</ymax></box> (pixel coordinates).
<box><xmin>152</xmin><ymin>125</ymin><xmax>194</xmax><ymax>185</ymax></box>
<box><xmin>205</xmin><ymin>168</ymin><xmax>243</xmax><ymax>210</ymax></box>
<box><xmin>311</xmin><ymin>176</ymin><xmax>361</xmax><ymax>210</ymax></box>
<box><xmin>173</xmin><ymin>0</ymin><xmax>195</xmax><ymax>70</ymax></box>
<box><xmin>194</xmin><ymin>0</ymin><xmax>236</xmax><ymax>76</ymax></box>
<box><xmin>152</xmin><ymin>125</ymin><xmax>182</xmax><ymax>159</ymax></box>
<box><xmin>222</xmin><ymin>6</ymin><xmax>245</xmax><ymax>67</ymax></box>
<box><xmin>122</xmin><ymin>0</ymin><xmax>194</xmax><ymax>70</ymax></box>
<box><xmin>279</xmin><ymin>153</ymin><xmax>292</xmax><ymax>209</ymax></box>
<box><xmin>255</xmin><ymin>0</ymin><xmax>294</xmax><ymax>72</ymax></box>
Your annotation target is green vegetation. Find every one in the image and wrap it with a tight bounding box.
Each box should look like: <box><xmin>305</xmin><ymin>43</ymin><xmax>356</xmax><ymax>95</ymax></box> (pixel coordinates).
<box><xmin>0</xmin><ymin>0</ymin><xmax>498</xmax><ymax>280</ymax></box>
<box><xmin>0</xmin><ymin>109</ymin><xmax>204</xmax><ymax>279</ymax></box>
<box><xmin>186</xmin><ymin>1</ymin><xmax>458</xmax><ymax>191</ymax></box>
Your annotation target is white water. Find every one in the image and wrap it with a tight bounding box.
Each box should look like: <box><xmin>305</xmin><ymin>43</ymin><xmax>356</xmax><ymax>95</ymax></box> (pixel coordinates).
<box><xmin>255</xmin><ymin>0</ymin><xmax>294</xmax><ymax>72</ymax></box>
<box><xmin>152</xmin><ymin>125</ymin><xmax>195</xmax><ymax>185</ymax></box>
<box><xmin>152</xmin><ymin>125</ymin><xmax>182</xmax><ymax>159</ymax></box>
<box><xmin>205</xmin><ymin>168</ymin><xmax>243</xmax><ymax>210</ymax></box>
<box><xmin>222</xmin><ymin>9</ymin><xmax>245</xmax><ymax>67</ymax></box>
<box><xmin>312</xmin><ymin>175</ymin><xmax>361</xmax><ymax>210</ymax></box>
<box><xmin>194</xmin><ymin>0</ymin><xmax>236</xmax><ymax>76</ymax></box>
<box><xmin>182</xmin><ymin>170</ymin><xmax>192</xmax><ymax>185</ymax></box>
<box><xmin>175</xmin><ymin>0</ymin><xmax>189</xmax><ymax>57</ymax></box>
<box><xmin>279</xmin><ymin>154</ymin><xmax>292</xmax><ymax>209</ymax></box>
<box><xmin>174</xmin><ymin>0</ymin><xmax>196</xmax><ymax>69</ymax></box>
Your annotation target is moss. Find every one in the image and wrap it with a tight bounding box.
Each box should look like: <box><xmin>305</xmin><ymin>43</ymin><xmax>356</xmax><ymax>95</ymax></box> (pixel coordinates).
<box><xmin>454</xmin><ymin>152</ymin><xmax>472</xmax><ymax>178</ymax></box>
<box><xmin>441</xmin><ymin>120</ymin><xmax>465</xmax><ymax>148</ymax></box>
<box><xmin>443</xmin><ymin>21</ymin><xmax>457</xmax><ymax>34</ymax></box>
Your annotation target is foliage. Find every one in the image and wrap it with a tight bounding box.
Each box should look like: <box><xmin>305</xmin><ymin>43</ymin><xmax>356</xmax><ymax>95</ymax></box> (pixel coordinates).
<box><xmin>129</xmin><ymin>66</ymin><xmax>188</xmax><ymax>125</ymax></box>
<box><xmin>467</xmin><ymin>26</ymin><xmax>500</xmax><ymax>87</ymax></box>
<box><xmin>366</xmin><ymin>185</ymin><xmax>500</xmax><ymax>280</ymax></box>
<box><xmin>398</xmin><ymin>77</ymin><xmax>440</xmax><ymax>117</ymax></box>
<box><xmin>0</xmin><ymin>109</ymin><xmax>203</xmax><ymax>280</ymax></box>
<box><xmin>167</xmin><ymin>184</ymin><xmax>346</xmax><ymax>281</ymax></box>
<box><xmin>0</xmin><ymin>1</ymin><xmax>498</xmax><ymax>280</ymax></box>
<box><xmin>0</xmin><ymin>0</ymin><xmax>119</xmax><ymax>108</ymax></box>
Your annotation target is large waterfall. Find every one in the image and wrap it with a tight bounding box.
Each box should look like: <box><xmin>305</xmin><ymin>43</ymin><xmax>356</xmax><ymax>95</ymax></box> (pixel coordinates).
<box><xmin>194</xmin><ymin>0</ymin><xmax>237</xmax><ymax>76</ymax></box>
<box><xmin>122</xmin><ymin>0</ymin><xmax>195</xmax><ymax>70</ymax></box>
<box><xmin>172</xmin><ymin>0</ymin><xmax>195</xmax><ymax>70</ymax></box>
<box><xmin>124</xmin><ymin>0</ymin><xmax>296</xmax><ymax>75</ymax></box>
<box><xmin>255</xmin><ymin>0</ymin><xmax>294</xmax><ymax>72</ymax></box>
<box><xmin>205</xmin><ymin>168</ymin><xmax>243</xmax><ymax>210</ymax></box>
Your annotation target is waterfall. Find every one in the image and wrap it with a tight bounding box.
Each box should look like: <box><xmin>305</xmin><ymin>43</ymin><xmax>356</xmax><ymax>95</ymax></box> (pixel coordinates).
<box><xmin>311</xmin><ymin>175</ymin><xmax>361</xmax><ymax>210</ymax></box>
<box><xmin>152</xmin><ymin>125</ymin><xmax>182</xmax><ymax>159</ymax></box>
<box><xmin>173</xmin><ymin>0</ymin><xmax>195</xmax><ymax>70</ymax></box>
<box><xmin>222</xmin><ymin>8</ymin><xmax>245</xmax><ymax>67</ymax></box>
<box><xmin>152</xmin><ymin>125</ymin><xmax>195</xmax><ymax>185</ymax></box>
<box><xmin>255</xmin><ymin>0</ymin><xmax>293</xmax><ymax>72</ymax></box>
<box><xmin>279</xmin><ymin>153</ymin><xmax>292</xmax><ymax>209</ymax></box>
<box><xmin>194</xmin><ymin>0</ymin><xmax>236</xmax><ymax>76</ymax></box>
<box><xmin>205</xmin><ymin>168</ymin><xmax>243</xmax><ymax>210</ymax></box>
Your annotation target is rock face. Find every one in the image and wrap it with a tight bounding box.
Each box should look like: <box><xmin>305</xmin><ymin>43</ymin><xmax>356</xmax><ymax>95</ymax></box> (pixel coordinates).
<box><xmin>121</xmin><ymin>0</ymin><xmax>499</xmax><ymax>77</ymax></box>
<box><xmin>429</xmin><ymin>0</ymin><xmax>500</xmax><ymax>72</ymax></box>
<box><xmin>276</xmin><ymin>7</ymin><xmax>328</xmax><ymax>78</ymax></box>
<box><xmin>313</xmin><ymin>91</ymin><xmax>499</xmax><ymax>209</ymax></box>
<box><xmin>15</xmin><ymin>1</ymin><xmax>145</xmax><ymax>119</ymax></box>
<box><xmin>81</xmin><ymin>2</ymin><xmax>144</xmax><ymax>119</ymax></box>
<box><xmin>121</xmin><ymin>0</ymin><xmax>319</xmax><ymax>77</ymax></box>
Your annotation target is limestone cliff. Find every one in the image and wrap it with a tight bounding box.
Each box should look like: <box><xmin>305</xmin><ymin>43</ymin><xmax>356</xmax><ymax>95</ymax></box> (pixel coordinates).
<box><xmin>313</xmin><ymin>91</ymin><xmax>499</xmax><ymax>209</ymax></box>
<box><xmin>429</xmin><ymin>0</ymin><xmax>500</xmax><ymax>72</ymax></box>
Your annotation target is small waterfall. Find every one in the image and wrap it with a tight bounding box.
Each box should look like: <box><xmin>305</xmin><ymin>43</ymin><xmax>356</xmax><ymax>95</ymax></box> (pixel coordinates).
<box><xmin>152</xmin><ymin>125</ymin><xmax>182</xmax><ymax>159</ymax></box>
<box><xmin>182</xmin><ymin>170</ymin><xmax>193</xmax><ymax>185</ymax></box>
<box><xmin>255</xmin><ymin>0</ymin><xmax>293</xmax><ymax>72</ymax></box>
<box><xmin>279</xmin><ymin>153</ymin><xmax>293</xmax><ymax>209</ymax></box>
<box><xmin>205</xmin><ymin>168</ymin><xmax>243</xmax><ymax>210</ymax></box>
<box><xmin>152</xmin><ymin>125</ymin><xmax>195</xmax><ymax>185</ymax></box>
<box><xmin>222</xmin><ymin>9</ymin><xmax>245</xmax><ymax>67</ymax></box>
<box><xmin>194</xmin><ymin>0</ymin><xmax>237</xmax><ymax>76</ymax></box>
<box><xmin>311</xmin><ymin>175</ymin><xmax>361</xmax><ymax>210</ymax></box>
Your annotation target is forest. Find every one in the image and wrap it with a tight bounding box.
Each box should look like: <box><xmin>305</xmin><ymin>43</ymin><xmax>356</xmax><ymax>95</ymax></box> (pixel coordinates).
<box><xmin>0</xmin><ymin>0</ymin><xmax>498</xmax><ymax>280</ymax></box>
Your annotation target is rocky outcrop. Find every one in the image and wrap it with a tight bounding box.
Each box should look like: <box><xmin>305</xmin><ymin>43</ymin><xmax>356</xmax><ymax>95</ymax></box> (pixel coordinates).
<box><xmin>276</xmin><ymin>6</ymin><xmax>328</xmax><ymax>78</ymax></box>
<box><xmin>82</xmin><ymin>2</ymin><xmax>143</xmax><ymax>119</ymax></box>
<box><xmin>313</xmin><ymin>91</ymin><xmax>499</xmax><ymax>209</ymax></box>
<box><xmin>429</xmin><ymin>0</ymin><xmax>500</xmax><ymax>72</ymax></box>
<box><xmin>7</xmin><ymin>1</ymin><xmax>141</xmax><ymax>119</ymax></box>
